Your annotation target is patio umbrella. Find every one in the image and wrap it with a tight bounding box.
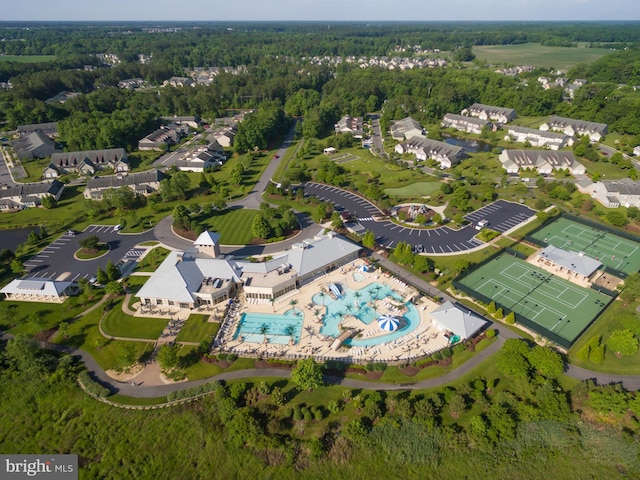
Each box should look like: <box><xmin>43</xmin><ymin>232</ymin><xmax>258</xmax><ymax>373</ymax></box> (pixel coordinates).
<box><xmin>377</xmin><ymin>314</ymin><xmax>400</xmax><ymax>332</ymax></box>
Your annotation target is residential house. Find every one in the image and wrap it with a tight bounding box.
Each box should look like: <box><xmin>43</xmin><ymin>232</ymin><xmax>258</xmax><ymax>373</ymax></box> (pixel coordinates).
<box><xmin>334</xmin><ymin>115</ymin><xmax>364</xmax><ymax>138</ymax></box>
<box><xmin>539</xmin><ymin>116</ymin><xmax>607</xmax><ymax>143</ymax></box>
<box><xmin>498</xmin><ymin>149</ymin><xmax>585</xmax><ymax>175</ymax></box>
<box><xmin>138</xmin><ymin>127</ymin><xmax>181</xmax><ymax>151</ymax></box>
<box><xmin>390</xmin><ymin>117</ymin><xmax>425</xmax><ymax>140</ymax></box>
<box><xmin>83</xmin><ymin>169</ymin><xmax>166</xmax><ymax>200</ymax></box>
<box><xmin>0</xmin><ymin>278</ymin><xmax>77</xmax><ymax>303</ymax></box>
<box><xmin>17</xmin><ymin>122</ymin><xmax>58</xmax><ymax>137</ymax></box>
<box><xmin>208</xmin><ymin>125</ymin><xmax>237</xmax><ymax>148</ymax></box>
<box><xmin>395</xmin><ymin>136</ymin><xmax>465</xmax><ymax>169</ymax></box>
<box><xmin>0</xmin><ymin>180</ymin><xmax>65</xmax><ymax>211</ymax></box>
<box><xmin>160</xmin><ymin>116</ymin><xmax>201</xmax><ymax>129</ymax></box>
<box><xmin>117</xmin><ymin>78</ymin><xmax>145</xmax><ymax>90</ymax></box>
<box><xmin>43</xmin><ymin>164</ymin><xmax>60</xmax><ymax>179</ymax></box>
<box><xmin>51</xmin><ymin>148</ymin><xmax>129</xmax><ymax>176</ymax></box>
<box><xmin>11</xmin><ymin>131</ymin><xmax>59</xmax><ymax>160</ymax></box>
<box><xmin>585</xmin><ymin>178</ymin><xmax>640</xmax><ymax>208</ymax></box>
<box><xmin>163</xmin><ymin>77</ymin><xmax>194</xmax><ymax>88</ymax></box>
<box><xmin>441</xmin><ymin>113</ymin><xmax>492</xmax><ymax>135</ymax></box>
<box><xmin>461</xmin><ymin>103</ymin><xmax>517</xmax><ymax>124</ymax></box>
<box><xmin>503</xmin><ymin>125</ymin><xmax>572</xmax><ymax>150</ymax></box>
<box><xmin>136</xmin><ymin>230</ymin><xmax>361</xmax><ymax>310</ymax></box>
<box><xmin>45</xmin><ymin>91</ymin><xmax>80</xmax><ymax>104</ymax></box>
<box><xmin>176</xmin><ymin>142</ymin><xmax>226</xmax><ymax>172</ymax></box>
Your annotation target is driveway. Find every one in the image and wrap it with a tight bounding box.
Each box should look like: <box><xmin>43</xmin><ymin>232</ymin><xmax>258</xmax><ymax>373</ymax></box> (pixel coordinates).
<box><xmin>24</xmin><ymin>225</ymin><xmax>155</xmax><ymax>282</ymax></box>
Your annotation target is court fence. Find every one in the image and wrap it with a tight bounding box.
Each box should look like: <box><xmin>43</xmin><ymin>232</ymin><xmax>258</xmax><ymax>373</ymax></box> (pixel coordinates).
<box><xmin>524</xmin><ymin>212</ymin><xmax>640</xmax><ymax>279</ymax></box>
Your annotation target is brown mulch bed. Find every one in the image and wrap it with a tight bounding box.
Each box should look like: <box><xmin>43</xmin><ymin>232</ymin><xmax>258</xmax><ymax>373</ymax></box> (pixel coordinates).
<box><xmin>364</xmin><ymin>371</ymin><xmax>384</xmax><ymax>380</ymax></box>
<box><xmin>255</xmin><ymin>359</ymin><xmax>292</xmax><ymax>369</ymax></box>
<box><xmin>399</xmin><ymin>365</ymin><xmax>420</xmax><ymax>377</ymax></box>
<box><xmin>35</xmin><ymin>327</ymin><xmax>58</xmax><ymax>342</ymax></box>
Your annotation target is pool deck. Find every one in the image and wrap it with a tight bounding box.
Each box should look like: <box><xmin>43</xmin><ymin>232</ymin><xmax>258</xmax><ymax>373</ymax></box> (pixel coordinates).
<box><xmin>215</xmin><ymin>259</ymin><xmax>450</xmax><ymax>365</ymax></box>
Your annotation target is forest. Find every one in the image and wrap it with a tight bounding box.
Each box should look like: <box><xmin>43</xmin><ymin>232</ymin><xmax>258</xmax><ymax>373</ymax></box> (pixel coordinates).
<box><xmin>1</xmin><ymin>335</ymin><xmax>640</xmax><ymax>479</ymax></box>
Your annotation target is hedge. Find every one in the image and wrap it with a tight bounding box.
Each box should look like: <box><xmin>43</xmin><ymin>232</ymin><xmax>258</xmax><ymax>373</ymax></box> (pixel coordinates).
<box><xmin>166</xmin><ymin>380</ymin><xmax>223</xmax><ymax>402</ymax></box>
<box><xmin>78</xmin><ymin>371</ymin><xmax>111</xmax><ymax>398</ymax></box>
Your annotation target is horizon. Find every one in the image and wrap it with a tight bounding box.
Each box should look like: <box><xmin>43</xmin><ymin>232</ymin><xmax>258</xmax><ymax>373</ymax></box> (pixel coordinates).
<box><xmin>3</xmin><ymin>0</ymin><xmax>640</xmax><ymax>23</ymax></box>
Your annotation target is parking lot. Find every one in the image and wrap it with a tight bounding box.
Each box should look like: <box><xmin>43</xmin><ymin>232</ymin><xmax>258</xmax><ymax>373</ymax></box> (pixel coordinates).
<box><xmin>302</xmin><ymin>183</ymin><xmax>537</xmax><ymax>255</ymax></box>
<box><xmin>23</xmin><ymin>225</ymin><xmax>156</xmax><ymax>282</ymax></box>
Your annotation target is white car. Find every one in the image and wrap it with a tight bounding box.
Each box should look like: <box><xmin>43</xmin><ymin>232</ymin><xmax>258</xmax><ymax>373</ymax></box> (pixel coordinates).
<box><xmin>114</xmin><ymin>224</ymin><xmax>122</xmax><ymax>232</ymax></box>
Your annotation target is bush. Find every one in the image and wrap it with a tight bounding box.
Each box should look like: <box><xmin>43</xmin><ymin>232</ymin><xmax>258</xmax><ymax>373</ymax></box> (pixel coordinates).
<box><xmin>216</xmin><ymin>353</ymin><xmax>228</xmax><ymax>361</ymax></box>
<box><xmin>293</xmin><ymin>406</ymin><xmax>302</xmax><ymax>422</ymax></box>
<box><xmin>504</xmin><ymin>312</ymin><xmax>515</xmax><ymax>325</ymax></box>
<box><xmin>78</xmin><ymin>371</ymin><xmax>110</xmax><ymax>398</ymax></box>
<box><xmin>312</xmin><ymin>406</ymin><xmax>323</xmax><ymax>421</ymax></box>
<box><xmin>590</xmin><ymin>345</ymin><xmax>605</xmax><ymax>364</ymax></box>
<box><xmin>283</xmin><ymin>407</ymin><xmax>293</xmax><ymax>419</ymax></box>
<box><xmin>328</xmin><ymin>400</ymin><xmax>341</xmax><ymax>414</ymax></box>
<box><xmin>485</xmin><ymin>328</ymin><xmax>496</xmax><ymax>339</ymax></box>
<box><xmin>455</xmin><ymin>343</ymin><xmax>466</xmax><ymax>353</ymax></box>
<box><xmin>432</xmin><ymin>351</ymin><xmax>443</xmax><ymax>361</ymax></box>
<box><xmin>303</xmin><ymin>407</ymin><xmax>313</xmax><ymax>422</ymax></box>
<box><xmin>373</xmin><ymin>362</ymin><xmax>387</xmax><ymax>372</ymax></box>
<box><xmin>166</xmin><ymin>381</ymin><xmax>222</xmax><ymax>402</ymax></box>
<box><xmin>494</xmin><ymin>308</ymin><xmax>504</xmax><ymax>320</ymax></box>
<box><xmin>441</xmin><ymin>348</ymin><xmax>452</xmax><ymax>359</ymax></box>
<box><xmin>227</xmin><ymin>353</ymin><xmax>238</xmax><ymax>361</ymax></box>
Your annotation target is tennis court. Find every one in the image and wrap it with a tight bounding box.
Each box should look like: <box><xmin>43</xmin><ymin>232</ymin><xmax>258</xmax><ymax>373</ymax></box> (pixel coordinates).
<box><xmin>529</xmin><ymin>217</ymin><xmax>640</xmax><ymax>275</ymax></box>
<box><xmin>458</xmin><ymin>254</ymin><xmax>612</xmax><ymax>346</ymax></box>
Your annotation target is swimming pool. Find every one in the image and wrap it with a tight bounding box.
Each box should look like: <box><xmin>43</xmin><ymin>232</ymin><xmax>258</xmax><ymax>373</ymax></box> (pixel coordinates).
<box><xmin>234</xmin><ymin>310</ymin><xmax>303</xmax><ymax>345</ymax></box>
<box><xmin>314</xmin><ymin>282</ymin><xmax>420</xmax><ymax>347</ymax></box>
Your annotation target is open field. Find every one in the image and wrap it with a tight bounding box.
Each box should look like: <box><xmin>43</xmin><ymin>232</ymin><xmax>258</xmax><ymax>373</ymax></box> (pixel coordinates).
<box><xmin>0</xmin><ymin>55</ymin><xmax>57</xmax><ymax>63</ymax></box>
<box><xmin>202</xmin><ymin>208</ymin><xmax>258</xmax><ymax>245</ymax></box>
<box><xmin>384</xmin><ymin>182</ymin><xmax>442</xmax><ymax>198</ymax></box>
<box><xmin>473</xmin><ymin>43</ymin><xmax>612</xmax><ymax>69</ymax></box>
<box><xmin>528</xmin><ymin>217</ymin><xmax>640</xmax><ymax>275</ymax></box>
<box><xmin>458</xmin><ymin>254</ymin><xmax>612</xmax><ymax>347</ymax></box>
<box><xmin>175</xmin><ymin>314</ymin><xmax>220</xmax><ymax>343</ymax></box>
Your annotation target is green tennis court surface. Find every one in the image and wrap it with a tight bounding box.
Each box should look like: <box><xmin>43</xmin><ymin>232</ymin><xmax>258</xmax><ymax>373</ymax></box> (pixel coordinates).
<box><xmin>458</xmin><ymin>254</ymin><xmax>612</xmax><ymax>346</ymax></box>
<box><xmin>529</xmin><ymin>217</ymin><xmax>640</xmax><ymax>275</ymax></box>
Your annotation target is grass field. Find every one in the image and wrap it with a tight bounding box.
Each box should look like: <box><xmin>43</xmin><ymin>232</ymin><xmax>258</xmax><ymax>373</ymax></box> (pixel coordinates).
<box><xmin>175</xmin><ymin>314</ymin><xmax>220</xmax><ymax>343</ymax></box>
<box><xmin>384</xmin><ymin>182</ymin><xmax>442</xmax><ymax>198</ymax></box>
<box><xmin>473</xmin><ymin>43</ymin><xmax>612</xmax><ymax>69</ymax></box>
<box><xmin>0</xmin><ymin>55</ymin><xmax>57</xmax><ymax>63</ymax></box>
<box><xmin>458</xmin><ymin>254</ymin><xmax>612</xmax><ymax>346</ymax></box>
<box><xmin>202</xmin><ymin>208</ymin><xmax>258</xmax><ymax>245</ymax></box>
<box><xmin>101</xmin><ymin>300</ymin><xmax>168</xmax><ymax>339</ymax></box>
<box><xmin>529</xmin><ymin>217</ymin><xmax>640</xmax><ymax>275</ymax></box>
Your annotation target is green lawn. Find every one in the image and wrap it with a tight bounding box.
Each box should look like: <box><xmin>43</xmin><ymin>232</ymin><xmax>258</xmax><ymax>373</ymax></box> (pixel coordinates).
<box><xmin>175</xmin><ymin>314</ymin><xmax>220</xmax><ymax>343</ymax></box>
<box><xmin>384</xmin><ymin>182</ymin><xmax>442</xmax><ymax>198</ymax></box>
<box><xmin>101</xmin><ymin>299</ymin><xmax>168</xmax><ymax>340</ymax></box>
<box><xmin>202</xmin><ymin>208</ymin><xmax>258</xmax><ymax>245</ymax></box>
<box><xmin>136</xmin><ymin>246</ymin><xmax>171</xmax><ymax>272</ymax></box>
<box><xmin>473</xmin><ymin>43</ymin><xmax>612</xmax><ymax>69</ymax></box>
<box><xmin>0</xmin><ymin>294</ymin><xmax>103</xmax><ymax>336</ymax></box>
<box><xmin>0</xmin><ymin>55</ymin><xmax>57</xmax><ymax>63</ymax></box>
<box><xmin>568</xmin><ymin>300</ymin><xmax>640</xmax><ymax>374</ymax></box>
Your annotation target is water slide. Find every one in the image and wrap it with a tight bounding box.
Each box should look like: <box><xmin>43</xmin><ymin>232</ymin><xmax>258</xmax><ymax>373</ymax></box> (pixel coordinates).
<box><xmin>329</xmin><ymin>283</ymin><xmax>343</xmax><ymax>299</ymax></box>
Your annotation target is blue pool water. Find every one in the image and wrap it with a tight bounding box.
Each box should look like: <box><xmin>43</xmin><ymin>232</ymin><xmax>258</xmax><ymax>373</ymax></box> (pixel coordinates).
<box><xmin>314</xmin><ymin>282</ymin><xmax>420</xmax><ymax>347</ymax></box>
<box><xmin>234</xmin><ymin>310</ymin><xmax>303</xmax><ymax>345</ymax></box>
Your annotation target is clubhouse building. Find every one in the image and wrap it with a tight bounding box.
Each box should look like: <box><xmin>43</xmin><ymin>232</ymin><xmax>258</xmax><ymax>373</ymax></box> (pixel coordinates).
<box><xmin>136</xmin><ymin>230</ymin><xmax>361</xmax><ymax>310</ymax></box>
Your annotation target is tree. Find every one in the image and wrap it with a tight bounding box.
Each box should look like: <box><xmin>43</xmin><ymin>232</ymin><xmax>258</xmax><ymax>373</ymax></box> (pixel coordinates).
<box><xmin>96</xmin><ymin>267</ymin><xmax>108</xmax><ymax>286</ymax></box>
<box><xmin>606</xmin><ymin>329</ymin><xmax>639</xmax><ymax>356</ymax></box>
<box><xmin>11</xmin><ymin>259</ymin><xmax>25</xmax><ymax>275</ymax></box>
<box><xmin>251</xmin><ymin>214</ymin><xmax>271</xmax><ymax>240</ymax></box>
<box><xmin>80</xmin><ymin>235</ymin><xmax>100</xmax><ymax>251</ymax></box>
<box><xmin>605</xmin><ymin>210</ymin><xmax>628</xmax><ymax>227</ymax></box>
<box><xmin>40</xmin><ymin>194</ymin><xmax>57</xmax><ymax>209</ymax></box>
<box><xmin>105</xmin><ymin>259</ymin><xmax>121</xmax><ymax>282</ymax></box>
<box><xmin>157</xmin><ymin>343</ymin><xmax>180</xmax><ymax>371</ymax></box>
<box><xmin>362</xmin><ymin>230</ymin><xmax>376</xmax><ymax>248</ymax></box>
<box><xmin>105</xmin><ymin>281</ymin><xmax>123</xmax><ymax>295</ymax></box>
<box><xmin>291</xmin><ymin>357</ymin><xmax>324</xmax><ymax>391</ymax></box>
<box><xmin>528</xmin><ymin>345</ymin><xmax>564</xmax><ymax>378</ymax></box>
<box><xmin>170</xmin><ymin>172</ymin><xmax>191</xmax><ymax>200</ymax></box>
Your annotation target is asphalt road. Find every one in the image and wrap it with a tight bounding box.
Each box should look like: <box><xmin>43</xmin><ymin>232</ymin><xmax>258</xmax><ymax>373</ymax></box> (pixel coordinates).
<box><xmin>0</xmin><ymin>146</ymin><xmax>16</xmax><ymax>186</ymax></box>
<box><xmin>24</xmin><ymin>225</ymin><xmax>155</xmax><ymax>282</ymax></box>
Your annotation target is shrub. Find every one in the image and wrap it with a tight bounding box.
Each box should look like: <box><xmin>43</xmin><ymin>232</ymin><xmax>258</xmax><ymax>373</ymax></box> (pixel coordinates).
<box><xmin>166</xmin><ymin>380</ymin><xmax>222</xmax><ymax>402</ymax></box>
<box><xmin>283</xmin><ymin>407</ymin><xmax>293</xmax><ymax>419</ymax></box>
<box><xmin>589</xmin><ymin>345</ymin><xmax>605</xmax><ymax>364</ymax></box>
<box><xmin>365</xmin><ymin>363</ymin><xmax>375</xmax><ymax>372</ymax></box>
<box><xmin>78</xmin><ymin>371</ymin><xmax>110</xmax><ymax>398</ymax></box>
<box><xmin>313</xmin><ymin>406</ymin><xmax>323</xmax><ymax>421</ymax></box>
<box><xmin>494</xmin><ymin>308</ymin><xmax>504</xmax><ymax>320</ymax></box>
<box><xmin>328</xmin><ymin>400</ymin><xmax>341</xmax><ymax>414</ymax></box>
<box><xmin>373</xmin><ymin>362</ymin><xmax>387</xmax><ymax>372</ymax></box>
<box><xmin>455</xmin><ymin>343</ymin><xmax>466</xmax><ymax>353</ymax></box>
<box><xmin>293</xmin><ymin>406</ymin><xmax>302</xmax><ymax>422</ymax></box>
<box><xmin>485</xmin><ymin>328</ymin><xmax>496</xmax><ymax>339</ymax></box>
<box><xmin>432</xmin><ymin>351</ymin><xmax>443</xmax><ymax>361</ymax></box>
<box><xmin>303</xmin><ymin>407</ymin><xmax>313</xmax><ymax>422</ymax></box>
<box><xmin>216</xmin><ymin>353</ymin><xmax>228</xmax><ymax>361</ymax></box>
<box><xmin>504</xmin><ymin>312</ymin><xmax>515</xmax><ymax>325</ymax></box>
<box><xmin>227</xmin><ymin>353</ymin><xmax>238</xmax><ymax>361</ymax></box>
<box><xmin>441</xmin><ymin>348</ymin><xmax>452</xmax><ymax>359</ymax></box>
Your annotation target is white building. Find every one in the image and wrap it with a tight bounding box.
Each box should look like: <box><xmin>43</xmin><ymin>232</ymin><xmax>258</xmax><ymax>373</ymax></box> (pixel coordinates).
<box><xmin>586</xmin><ymin>178</ymin><xmax>640</xmax><ymax>208</ymax></box>
<box><xmin>539</xmin><ymin>116</ymin><xmax>607</xmax><ymax>143</ymax></box>
<box><xmin>395</xmin><ymin>136</ymin><xmax>465</xmax><ymax>169</ymax></box>
<box><xmin>441</xmin><ymin>113</ymin><xmax>491</xmax><ymax>135</ymax></box>
<box><xmin>0</xmin><ymin>278</ymin><xmax>76</xmax><ymax>303</ymax></box>
<box><xmin>461</xmin><ymin>103</ymin><xmax>516</xmax><ymax>124</ymax></box>
<box><xmin>390</xmin><ymin>117</ymin><xmax>425</xmax><ymax>140</ymax></box>
<box><xmin>136</xmin><ymin>231</ymin><xmax>361</xmax><ymax>311</ymax></box>
<box><xmin>499</xmin><ymin>150</ymin><xmax>585</xmax><ymax>175</ymax></box>
<box><xmin>503</xmin><ymin>125</ymin><xmax>572</xmax><ymax>150</ymax></box>
<box><xmin>429</xmin><ymin>301</ymin><xmax>487</xmax><ymax>341</ymax></box>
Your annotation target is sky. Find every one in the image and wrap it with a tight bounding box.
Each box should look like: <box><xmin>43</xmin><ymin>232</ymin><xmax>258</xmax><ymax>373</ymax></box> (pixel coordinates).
<box><xmin>3</xmin><ymin>0</ymin><xmax>640</xmax><ymax>22</ymax></box>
